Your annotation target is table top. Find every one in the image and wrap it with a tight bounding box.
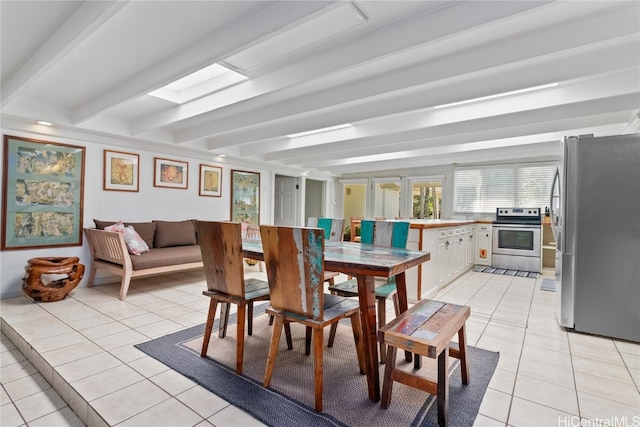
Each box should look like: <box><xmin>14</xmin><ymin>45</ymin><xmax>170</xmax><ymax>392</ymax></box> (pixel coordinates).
<box><xmin>242</xmin><ymin>239</ymin><xmax>430</xmax><ymax>278</ymax></box>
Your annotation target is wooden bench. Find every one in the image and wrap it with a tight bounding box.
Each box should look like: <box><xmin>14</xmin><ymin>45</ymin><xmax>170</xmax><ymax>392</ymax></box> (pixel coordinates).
<box><xmin>378</xmin><ymin>299</ymin><xmax>470</xmax><ymax>427</ymax></box>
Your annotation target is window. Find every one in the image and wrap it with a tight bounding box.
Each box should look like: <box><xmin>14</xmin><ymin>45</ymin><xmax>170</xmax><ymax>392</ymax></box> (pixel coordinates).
<box><xmin>409</xmin><ymin>178</ymin><xmax>442</xmax><ymax>219</ymax></box>
<box><xmin>453</xmin><ymin>163</ymin><xmax>556</xmax><ymax>214</ymax></box>
<box><xmin>373</xmin><ymin>178</ymin><xmax>401</xmax><ymax>219</ymax></box>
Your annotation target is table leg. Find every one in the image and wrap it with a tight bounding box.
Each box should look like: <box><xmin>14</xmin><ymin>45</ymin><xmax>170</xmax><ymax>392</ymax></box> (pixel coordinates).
<box><xmin>356</xmin><ymin>274</ymin><xmax>380</xmax><ymax>402</ymax></box>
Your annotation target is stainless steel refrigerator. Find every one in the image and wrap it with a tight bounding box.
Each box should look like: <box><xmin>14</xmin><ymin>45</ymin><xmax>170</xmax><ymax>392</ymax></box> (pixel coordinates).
<box><xmin>550</xmin><ymin>133</ymin><xmax>640</xmax><ymax>342</ymax></box>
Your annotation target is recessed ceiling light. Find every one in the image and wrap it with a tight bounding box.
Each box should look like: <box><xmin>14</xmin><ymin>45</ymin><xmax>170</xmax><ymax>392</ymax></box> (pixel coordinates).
<box><xmin>433</xmin><ymin>83</ymin><xmax>559</xmax><ymax>109</ymax></box>
<box><xmin>287</xmin><ymin>123</ymin><xmax>353</xmax><ymax>138</ymax></box>
<box><xmin>36</xmin><ymin>121</ymin><xmax>52</xmax><ymax>126</ymax></box>
<box><xmin>217</xmin><ymin>154</ymin><xmax>226</xmax><ymax>158</ymax></box>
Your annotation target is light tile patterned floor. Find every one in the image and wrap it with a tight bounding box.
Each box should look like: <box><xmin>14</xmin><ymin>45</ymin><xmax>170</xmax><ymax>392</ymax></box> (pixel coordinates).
<box><xmin>1</xmin><ymin>268</ymin><xmax>638</xmax><ymax>426</ymax></box>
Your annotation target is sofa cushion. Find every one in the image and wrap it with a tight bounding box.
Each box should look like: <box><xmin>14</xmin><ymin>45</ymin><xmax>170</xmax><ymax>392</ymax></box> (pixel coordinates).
<box><xmin>104</xmin><ymin>222</ymin><xmax>150</xmax><ymax>255</ymax></box>
<box><xmin>130</xmin><ymin>245</ymin><xmax>202</xmax><ymax>270</ymax></box>
<box><xmin>153</xmin><ymin>220</ymin><xmax>197</xmax><ymax>248</ymax></box>
<box><xmin>94</xmin><ymin>219</ymin><xmax>156</xmax><ymax>248</ymax></box>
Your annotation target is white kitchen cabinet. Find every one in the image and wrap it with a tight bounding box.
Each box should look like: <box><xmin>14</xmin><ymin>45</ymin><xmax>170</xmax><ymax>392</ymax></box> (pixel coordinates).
<box><xmin>405</xmin><ymin>222</ymin><xmax>476</xmax><ymax>302</ymax></box>
<box><xmin>475</xmin><ymin>224</ymin><xmax>492</xmax><ymax>266</ymax></box>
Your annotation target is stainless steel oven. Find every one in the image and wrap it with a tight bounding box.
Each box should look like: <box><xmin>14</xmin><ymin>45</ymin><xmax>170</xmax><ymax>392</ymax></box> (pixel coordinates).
<box><xmin>492</xmin><ymin>208</ymin><xmax>541</xmax><ymax>272</ymax></box>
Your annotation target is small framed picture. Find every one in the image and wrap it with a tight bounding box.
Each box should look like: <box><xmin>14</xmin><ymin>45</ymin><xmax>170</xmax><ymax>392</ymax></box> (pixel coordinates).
<box><xmin>154</xmin><ymin>157</ymin><xmax>188</xmax><ymax>189</ymax></box>
<box><xmin>199</xmin><ymin>164</ymin><xmax>222</xmax><ymax>197</ymax></box>
<box><xmin>103</xmin><ymin>150</ymin><xmax>139</xmax><ymax>192</ymax></box>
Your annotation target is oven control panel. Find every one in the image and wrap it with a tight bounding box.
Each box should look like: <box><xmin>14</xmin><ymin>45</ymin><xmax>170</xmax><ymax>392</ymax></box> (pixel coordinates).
<box><xmin>496</xmin><ymin>208</ymin><xmax>540</xmax><ymax>217</ymax></box>
<box><xmin>495</xmin><ymin>208</ymin><xmax>541</xmax><ymax>224</ymax></box>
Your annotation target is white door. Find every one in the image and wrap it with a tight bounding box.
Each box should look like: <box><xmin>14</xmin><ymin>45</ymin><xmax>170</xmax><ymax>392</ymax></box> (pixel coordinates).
<box><xmin>274</xmin><ymin>175</ymin><xmax>298</xmax><ymax>226</ymax></box>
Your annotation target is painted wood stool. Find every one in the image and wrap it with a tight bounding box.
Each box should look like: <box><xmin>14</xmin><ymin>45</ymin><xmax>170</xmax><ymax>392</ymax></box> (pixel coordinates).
<box><xmin>378</xmin><ymin>299</ymin><xmax>470</xmax><ymax>427</ymax></box>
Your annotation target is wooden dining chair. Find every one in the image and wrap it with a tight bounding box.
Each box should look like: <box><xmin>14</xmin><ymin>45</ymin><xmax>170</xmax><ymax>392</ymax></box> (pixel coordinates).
<box><xmin>196</xmin><ymin>221</ymin><xmax>270</xmax><ymax>374</ymax></box>
<box><xmin>242</xmin><ymin>224</ymin><xmax>264</xmax><ymax>272</ymax></box>
<box><xmin>307</xmin><ymin>217</ymin><xmax>345</xmax><ymax>286</ymax></box>
<box><xmin>328</xmin><ymin>220</ymin><xmax>410</xmax><ymax>362</ymax></box>
<box><xmin>260</xmin><ymin>225</ymin><xmax>366</xmax><ymax>412</ymax></box>
<box><xmin>350</xmin><ymin>216</ymin><xmax>363</xmax><ymax>242</ymax></box>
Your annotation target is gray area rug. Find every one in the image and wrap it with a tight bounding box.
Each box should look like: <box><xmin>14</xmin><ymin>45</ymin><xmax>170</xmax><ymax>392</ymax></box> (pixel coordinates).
<box><xmin>473</xmin><ymin>265</ymin><xmax>540</xmax><ymax>279</ymax></box>
<box><xmin>135</xmin><ymin>304</ymin><xmax>498</xmax><ymax>427</ymax></box>
<box><xmin>540</xmin><ymin>278</ymin><xmax>556</xmax><ymax>291</ymax></box>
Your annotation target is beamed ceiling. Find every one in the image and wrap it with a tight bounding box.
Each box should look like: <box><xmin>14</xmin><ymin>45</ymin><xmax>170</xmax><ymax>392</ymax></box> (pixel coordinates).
<box><xmin>1</xmin><ymin>1</ymin><xmax>639</xmax><ymax>176</ymax></box>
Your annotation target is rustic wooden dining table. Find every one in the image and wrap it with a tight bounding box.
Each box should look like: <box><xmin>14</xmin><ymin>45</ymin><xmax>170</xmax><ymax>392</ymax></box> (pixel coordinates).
<box><xmin>242</xmin><ymin>238</ymin><xmax>431</xmax><ymax>402</ymax></box>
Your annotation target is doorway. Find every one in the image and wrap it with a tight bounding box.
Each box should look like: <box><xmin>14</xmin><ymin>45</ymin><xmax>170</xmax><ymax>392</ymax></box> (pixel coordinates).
<box><xmin>274</xmin><ymin>175</ymin><xmax>299</xmax><ymax>226</ymax></box>
<box><xmin>305</xmin><ymin>179</ymin><xmax>325</xmax><ymax>223</ymax></box>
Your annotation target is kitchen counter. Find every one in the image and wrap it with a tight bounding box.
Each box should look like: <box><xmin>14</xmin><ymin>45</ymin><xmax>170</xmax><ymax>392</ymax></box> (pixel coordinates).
<box><xmin>407</xmin><ymin>219</ymin><xmax>490</xmax><ymax>229</ymax></box>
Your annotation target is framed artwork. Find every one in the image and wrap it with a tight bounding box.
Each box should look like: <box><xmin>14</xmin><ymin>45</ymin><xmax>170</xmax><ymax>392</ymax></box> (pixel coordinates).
<box><xmin>103</xmin><ymin>150</ymin><xmax>139</xmax><ymax>192</ymax></box>
<box><xmin>199</xmin><ymin>164</ymin><xmax>222</xmax><ymax>197</ymax></box>
<box><xmin>2</xmin><ymin>135</ymin><xmax>85</xmax><ymax>250</ymax></box>
<box><xmin>154</xmin><ymin>157</ymin><xmax>188</xmax><ymax>189</ymax></box>
<box><xmin>230</xmin><ymin>169</ymin><xmax>260</xmax><ymax>226</ymax></box>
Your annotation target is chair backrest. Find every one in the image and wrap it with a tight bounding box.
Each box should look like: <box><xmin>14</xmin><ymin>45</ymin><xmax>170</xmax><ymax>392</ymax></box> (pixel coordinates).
<box><xmin>243</xmin><ymin>224</ymin><xmax>261</xmax><ymax>239</ymax></box>
<box><xmin>306</xmin><ymin>217</ymin><xmax>345</xmax><ymax>241</ymax></box>
<box><xmin>359</xmin><ymin>220</ymin><xmax>410</xmax><ymax>248</ymax></box>
<box><xmin>260</xmin><ymin>225</ymin><xmax>325</xmax><ymax>321</ymax></box>
<box><xmin>196</xmin><ymin>221</ymin><xmax>246</xmax><ymax>297</ymax></box>
<box><xmin>350</xmin><ymin>216</ymin><xmax>363</xmax><ymax>242</ymax></box>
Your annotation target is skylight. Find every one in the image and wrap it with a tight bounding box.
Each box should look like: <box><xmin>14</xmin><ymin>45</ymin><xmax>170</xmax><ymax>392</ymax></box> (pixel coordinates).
<box><xmin>433</xmin><ymin>83</ymin><xmax>559</xmax><ymax>109</ymax></box>
<box><xmin>148</xmin><ymin>63</ymin><xmax>248</xmax><ymax>104</ymax></box>
<box><xmin>287</xmin><ymin>123</ymin><xmax>353</xmax><ymax>138</ymax></box>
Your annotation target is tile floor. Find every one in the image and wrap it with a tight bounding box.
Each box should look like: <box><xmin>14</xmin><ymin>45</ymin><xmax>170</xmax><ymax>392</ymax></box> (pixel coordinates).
<box><xmin>1</xmin><ymin>268</ymin><xmax>639</xmax><ymax>426</ymax></box>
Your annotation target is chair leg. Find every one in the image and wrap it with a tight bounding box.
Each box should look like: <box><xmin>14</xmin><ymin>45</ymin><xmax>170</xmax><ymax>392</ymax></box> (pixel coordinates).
<box><xmin>305</xmin><ymin>326</ymin><xmax>312</xmax><ymax>356</ymax></box>
<box><xmin>392</xmin><ymin>292</ymin><xmax>400</xmax><ymax>317</ymax></box>
<box><xmin>235</xmin><ymin>303</ymin><xmax>246</xmax><ymax>374</ymax></box>
<box><xmin>284</xmin><ymin>322</ymin><xmax>293</xmax><ymax>350</ymax></box>
<box><xmin>201</xmin><ymin>298</ymin><xmax>218</xmax><ymax>357</ymax></box>
<box><xmin>377</xmin><ymin>297</ymin><xmax>387</xmax><ymax>363</ymax></box>
<box><xmin>350</xmin><ymin>313</ymin><xmax>366</xmax><ymax>375</ymax></box>
<box><xmin>247</xmin><ymin>302</ymin><xmax>254</xmax><ymax>336</ymax></box>
<box><xmin>313</xmin><ymin>327</ymin><xmax>324</xmax><ymax>412</ymax></box>
<box><xmin>327</xmin><ymin>322</ymin><xmax>338</xmax><ymax>348</ymax></box>
<box><xmin>264</xmin><ymin>316</ymin><xmax>284</xmax><ymax>388</ymax></box>
<box><xmin>219</xmin><ymin>302</ymin><xmax>230</xmax><ymax>338</ymax></box>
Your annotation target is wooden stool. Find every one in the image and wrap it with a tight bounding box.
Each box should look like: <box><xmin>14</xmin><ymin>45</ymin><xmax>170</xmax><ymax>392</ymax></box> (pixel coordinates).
<box><xmin>378</xmin><ymin>300</ymin><xmax>470</xmax><ymax>427</ymax></box>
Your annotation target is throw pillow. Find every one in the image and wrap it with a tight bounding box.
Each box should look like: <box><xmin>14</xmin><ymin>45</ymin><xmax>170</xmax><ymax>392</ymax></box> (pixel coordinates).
<box><xmin>105</xmin><ymin>221</ymin><xmax>150</xmax><ymax>255</ymax></box>
<box><xmin>94</xmin><ymin>219</ymin><xmax>155</xmax><ymax>248</ymax></box>
<box><xmin>153</xmin><ymin>220</ymin><xmax>197</xmax><ymax>248</ymax></box>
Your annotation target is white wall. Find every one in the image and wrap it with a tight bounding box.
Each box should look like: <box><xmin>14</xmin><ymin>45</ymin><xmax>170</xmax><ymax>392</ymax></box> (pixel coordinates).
<box><xmin>0</xmin><ymin>124</ymin><xmax>328</xmax><ymax>299</ymax></box>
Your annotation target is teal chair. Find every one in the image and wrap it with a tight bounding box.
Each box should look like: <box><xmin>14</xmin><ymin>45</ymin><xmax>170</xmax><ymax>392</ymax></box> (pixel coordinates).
<box><xmin>328</xmin><ymin>220</ymin><xmax>410</xmax><ymax>361</ymax></box>
<box><xmin>307</xmin><ymin>217</ymin><xmax>345</xmax><ymax>285</ymax></box>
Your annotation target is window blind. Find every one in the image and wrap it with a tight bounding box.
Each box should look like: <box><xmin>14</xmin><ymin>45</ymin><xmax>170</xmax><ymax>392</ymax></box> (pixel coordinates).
<box><xmin>454</xmin><ymin>163</ymin><xmax>556</xmax><ymax>213</ymax></box>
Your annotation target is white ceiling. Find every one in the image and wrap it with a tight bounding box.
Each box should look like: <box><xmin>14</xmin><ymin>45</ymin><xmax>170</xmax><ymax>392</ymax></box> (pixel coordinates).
<box><xmin>1</xmin><ymin>0</ymin><xmax>639</xmax><ymax>176</ymax></box>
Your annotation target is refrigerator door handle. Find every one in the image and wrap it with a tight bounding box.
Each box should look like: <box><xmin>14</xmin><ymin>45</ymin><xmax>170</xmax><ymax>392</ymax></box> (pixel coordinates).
<box><xmin>550</xmin><ymin>167</ymin><xmax>561</xmax><ymax>240</ymax></box>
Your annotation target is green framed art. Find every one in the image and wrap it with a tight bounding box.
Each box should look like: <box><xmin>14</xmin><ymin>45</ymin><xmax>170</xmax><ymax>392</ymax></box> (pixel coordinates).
<box><xmin>2</xmin><ymin>135</ymin><xmax>85</xmax><ymax>250</ymax></box>
<box><xmin>230</xmin><ymin>169</ymin><xmax>260</xmax><ymax>226</ymax></box>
